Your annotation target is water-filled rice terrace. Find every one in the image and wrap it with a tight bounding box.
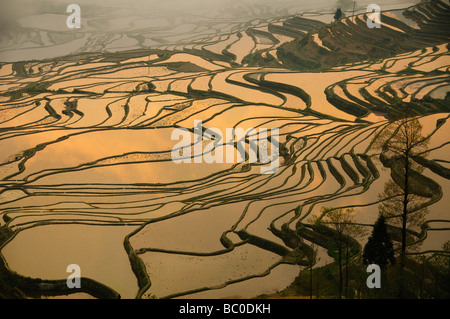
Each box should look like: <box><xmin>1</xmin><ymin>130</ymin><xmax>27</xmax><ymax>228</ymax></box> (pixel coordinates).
<box><xmin>0</xmin><ymin>0</ymin><xmax>449</xmax><ymax>299</ymax></box>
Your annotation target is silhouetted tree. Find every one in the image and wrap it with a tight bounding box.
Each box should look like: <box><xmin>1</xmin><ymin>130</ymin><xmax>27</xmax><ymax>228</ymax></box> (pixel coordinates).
<box><xmin>334</xmin><ymin>8</ymin><xmax>344</xmax><ymax>21</ymax></box>
<box><xmin>363</xmin><ymin>215</ymin><xmax>396</xmax><ymax>268</ymax></box>
<box><xmin>373</xmin><ymin>110</ymin><xmax>430</xmax><ymax>298</ymax></box>
<box><xmin>319</xmin><ymin>207</ymin><xmax>365</xmax><ymax>298</ymax></box>
<box><xmin>378</xmin><ymin>180</ymin><xmax>428</xmax><ymax>252</ymax></box>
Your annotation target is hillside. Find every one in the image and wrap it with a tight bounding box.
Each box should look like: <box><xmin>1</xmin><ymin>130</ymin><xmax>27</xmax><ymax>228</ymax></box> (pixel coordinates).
<box><xmin>249</xmin><ymin>0</ymin><xmax>450</xmax><ymax>71</ymax></box>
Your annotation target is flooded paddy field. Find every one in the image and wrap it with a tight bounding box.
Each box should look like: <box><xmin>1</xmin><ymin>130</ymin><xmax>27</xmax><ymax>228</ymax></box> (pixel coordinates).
<box><xmin>0</xmin><ymin>0</ymin><xmax>449</xmax><ymax>299</ymax></box>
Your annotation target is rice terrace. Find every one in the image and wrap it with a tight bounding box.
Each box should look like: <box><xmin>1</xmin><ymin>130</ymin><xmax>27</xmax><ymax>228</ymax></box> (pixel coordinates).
<box><xmin>0</xmin><ymin>0</ymin><xmax>449</xmax><ymax>300</ymax></box>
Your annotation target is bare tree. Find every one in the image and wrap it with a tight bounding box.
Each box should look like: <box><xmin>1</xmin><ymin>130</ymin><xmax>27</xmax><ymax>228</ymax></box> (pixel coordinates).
<box><xmin>319</xmin><ymin>207</ymin><xmax>365</xmax><ymax>298</ymax></box>
<box><xmin>373</xmin><ymin>113</ymin><xmax>430</xmax><ymax>298</ymax></box>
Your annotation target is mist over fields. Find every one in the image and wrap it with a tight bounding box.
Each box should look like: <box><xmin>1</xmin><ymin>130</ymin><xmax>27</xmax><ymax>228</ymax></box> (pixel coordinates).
<box><xmin>0</xmin><ymin>0</ymin><xmax>418</xmax><ymax>62</ymax></box>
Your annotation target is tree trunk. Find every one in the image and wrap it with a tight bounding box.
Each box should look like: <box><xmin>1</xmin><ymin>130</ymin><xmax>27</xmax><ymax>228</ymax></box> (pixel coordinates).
<box><xmin>345</xmin><ymin>243</ymin><xmax>349</xmax><ymax>299</ymax></box>
<box><xmin>337</xmin><ymin>236</ymin><xmax>343</xmax><ymax>299</ymax></box>
<box><xmin>399</xmin><ymin>149</ymin><xmax>409</xmax><ymax>299</ymax></box>
<box><xmin>316</xmin><ymin>279</ymin><xmax>320</xmax><ymax>299</ymax></box>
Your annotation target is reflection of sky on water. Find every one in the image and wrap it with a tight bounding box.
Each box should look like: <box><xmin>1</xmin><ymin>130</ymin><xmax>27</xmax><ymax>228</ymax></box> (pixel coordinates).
<box><xmin>2</xmin><ymin>224</ymin><xmax>139</xmax><ymax>298</ymax></box>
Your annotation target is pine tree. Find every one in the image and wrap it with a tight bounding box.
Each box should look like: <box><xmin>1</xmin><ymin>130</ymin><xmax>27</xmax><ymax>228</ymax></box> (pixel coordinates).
<box><xmin>363</xmin><ymin>215</ymin><xmax>396</xmax><ymax>269</ymax></box>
